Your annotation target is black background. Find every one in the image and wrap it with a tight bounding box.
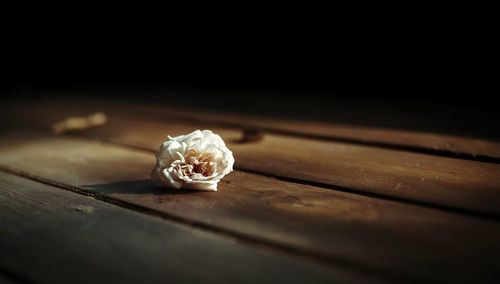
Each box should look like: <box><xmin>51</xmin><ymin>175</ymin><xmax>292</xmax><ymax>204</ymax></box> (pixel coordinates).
<box><xmin>2</xmin><ymin>34</ymin><xmax>498</xmax><ymax>140</ymax></box>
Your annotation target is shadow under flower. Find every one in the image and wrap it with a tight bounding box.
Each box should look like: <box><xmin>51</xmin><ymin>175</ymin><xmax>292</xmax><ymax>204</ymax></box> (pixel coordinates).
<box><xmin>82</xmin><ymin>179</ymin><xmax>202</xmax><ymax>195</ymax></box>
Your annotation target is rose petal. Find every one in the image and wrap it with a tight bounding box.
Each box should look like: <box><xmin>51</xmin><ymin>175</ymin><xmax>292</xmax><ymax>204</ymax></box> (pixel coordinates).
<box><xmin>152</xmin><ymin>130</ymin><xmax>234</xmax><ymax>191</ymax></box>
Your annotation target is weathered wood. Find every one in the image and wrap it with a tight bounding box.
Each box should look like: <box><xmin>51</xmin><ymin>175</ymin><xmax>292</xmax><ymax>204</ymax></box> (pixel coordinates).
<box><xmin>75</xmin><ymin>116</ymin><xmax>500</xmax><ymax>217</ymax></box>
<box><xmin>261</xmin><ymin>120</ymin><xmax>500</xmax><ymax>160</ymax></box>
<box><xmin>0</xmin><ymin>172</ymin><xmax>370</xmax><ymax>284</ymax></box>
<box><xmin>132</xmin><ymin>103</ymin><xmax>500</xmax><ymax>161</ymax></box>
<box><xmin>20</xmin><ymin>96</ymin><xmax>500</xmax><ymax>160</ymax></box>
<box><xmin>1</xmin><ymin>135</ymin><xmax>500</xmax><ymax>282</ymax></box>
<box><xmin>3</xmin><ymin>96</ymin><xmax>500</xmax><ymax>161</ymax></box>
<box><xmin>2</xmin><ymin>101</ymin><xmax>500</xmax><ymax>216</ymax></box>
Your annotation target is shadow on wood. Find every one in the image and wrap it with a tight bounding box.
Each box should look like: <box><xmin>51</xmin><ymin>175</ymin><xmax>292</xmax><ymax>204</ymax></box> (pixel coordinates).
<box><xmin>83</xmin><ymin>180</ymin><xmax>207</xmax><ymax>195</ymax></box>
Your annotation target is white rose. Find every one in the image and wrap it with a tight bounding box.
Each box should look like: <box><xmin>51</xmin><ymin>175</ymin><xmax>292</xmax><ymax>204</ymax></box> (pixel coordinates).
<box><xmin>151</xmin><ymin>130</ymin><xmax>235</xmax><ymax>191</ymax></box>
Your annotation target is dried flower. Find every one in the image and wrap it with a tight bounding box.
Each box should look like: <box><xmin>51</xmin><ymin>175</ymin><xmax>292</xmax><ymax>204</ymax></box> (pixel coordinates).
<box><xmin>151</xmin><ymin>130</ymin><xmax>234</xmax><ymax>191</ymax></box>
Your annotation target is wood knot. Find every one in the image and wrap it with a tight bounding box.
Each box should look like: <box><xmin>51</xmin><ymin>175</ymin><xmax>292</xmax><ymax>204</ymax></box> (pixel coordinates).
<box><xmin>235</xmin><ymin>128</ymin><xmax>264</xmax><ymax>143</ymax></box>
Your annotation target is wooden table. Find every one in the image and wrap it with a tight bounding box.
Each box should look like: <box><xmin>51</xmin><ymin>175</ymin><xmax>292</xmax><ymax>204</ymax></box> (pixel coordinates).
<box><xmin>1</xmin><ymin>95</ymin><xmax>500</xmax><ymax>283</ymax></box>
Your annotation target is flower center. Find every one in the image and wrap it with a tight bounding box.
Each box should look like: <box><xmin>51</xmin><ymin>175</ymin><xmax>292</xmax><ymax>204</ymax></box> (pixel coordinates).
<box><xmin>182</xmin><ymin>149</ymin><xmax>216</xmax><ymax>177</ymax></box>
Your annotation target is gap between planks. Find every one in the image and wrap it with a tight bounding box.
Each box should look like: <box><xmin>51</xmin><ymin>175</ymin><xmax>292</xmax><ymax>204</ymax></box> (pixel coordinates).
<box><xmin>3</xmin><ymin>97</ymin><xmax>500</xmax><ymax>164</ymax></box>
<box><xmin>0</xmin><ymin>165</ymin><xmax>408</xmax><ymax>283</ymax></box>
<box><xmin>1</xmin><ymin>171</ymin><xmax>388</xmax><ymax>284</ymax></box>
<box><xmin>88</xmin><ymin>98</ymin><xmax>500</xmax><ymax>164</ymax></box>
<box><xmin>119</xmin><ymin>107</ymin><xmax>500</xmax><ymax>164</ymax></box>
<box><xmin>68</xmin><ymin>115</ymin><xmax>500</xmax><ymax>218</ymax></box>
<box><xmin>72</xmin><ymin>134</ymin><xmax>500</xmax><ymax>223</ymax></box>
<box><xmin>261</xmin><ymin>127</ymin><xmax>500</xmax><ymax>164</ymax></box>
<box><xmin>4</xmin><ymin>100</ymin><xmax>500</xmax><ymax>217</ymax></box>
<box><xmin>2</xmin><ymin>136</ymin><xmax>500</xmax><ymax>282</ymax></box>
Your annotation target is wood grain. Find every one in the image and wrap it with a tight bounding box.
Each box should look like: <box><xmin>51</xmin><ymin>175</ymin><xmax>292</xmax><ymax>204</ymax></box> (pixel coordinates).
<box><xmin>3</xmin><ymin>97</ymin><xmax>500</xmax><ymax>160</ymax></box>
<box><xmin>77</xmin><ymin>116</ymin><xmax>500</xmax><ymax>217</ymax></box>
<box><xmin>0</xmin><ymin>171</ymin><xmax>368</xmax><ymax>284</ymax></box>
<box><xmin>135</xmin><ymin>103</ymin><xmax>500</xmax><ymax>161</ymax></box>
<box><xmin>1</xmin><ymin>135</ymin><xmax>500</xmax><ymax>282</ymax></box>
<box><xmin>2</xmin><ymin>100</ymin><xmax>500</xmax><ymax>216</ymax></box>
<box><xmin>35</xmin><ymin>96</ymin><xmax>500</xmax><ymax>160</ymax></box>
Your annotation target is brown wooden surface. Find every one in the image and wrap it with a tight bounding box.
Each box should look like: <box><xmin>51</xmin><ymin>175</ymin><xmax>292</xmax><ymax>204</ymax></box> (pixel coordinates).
<box><xmin>2</xmin><ymin>97</ymin><xmax>500</xmax><ymax>283</ymax></box>
<box><xmin>79</xmin><ymin>116</ymin><xmax>500</xmax><ymax>217</ymax></box>
<box><xmin>3</xmin><ymin>100</ymin><xmax>500</xmax><ymax>217</ymax></box>
<box><xmin>1</xmin><ymin>135</ymin><xmax>500</xmax><ymax>282</ymax></box>
<box><xmin>134</xmin><ymin>103</ymin><xmax>500</xmax><ymax>161</ymax></box>
<box><xmin>3</xmin><ymin>96</ymin><xmax>500</xmax><ymax>161</ymax></box>
<box><xmin>24</xmin><ymin>96</ymin><xmax>500</xmax><ymax>160</ymax></box>
<box><xmin>0</xmin><ymin>171</ymin><xmax>371</xmax><ymax>284</ymax></box>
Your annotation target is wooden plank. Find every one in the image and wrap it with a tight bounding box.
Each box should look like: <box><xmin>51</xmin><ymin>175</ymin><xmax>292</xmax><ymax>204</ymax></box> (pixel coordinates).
<box><xmin>2</xmin><ymin>100</ymin><xmax>500</xmax><ymax>216</ymax></box>
<box><xmin>132</xmin><ymin>103</ymin><xmax>500</xmax><ymax>161</ymax></box>
<box><xmin>1</xmin><ymin>135</ymin><xmax>500</xmax><ymax>282</ymax></box>
<box><xmin>258</xmin><ymin>120</ymin><xmax>500</xmax><ymax>161</ymax></box>
<box><xmin>0</xmin><ymin>171</ymin><xmax>369</xmax><ymax>284</ymax></box>
<box><xmin>3</xmin><ymin>96</ymin><xmax>500</xmax><ymax>161</ymax></box>
<box><xmin>32</xmin><ymin>96</ymin><xmax>500</xmax><ymax>160</ymax></box>
<box><xmin>73</xmin><ymin>116</ymin><xmax>500</xmax><ymax>217</ymax></box>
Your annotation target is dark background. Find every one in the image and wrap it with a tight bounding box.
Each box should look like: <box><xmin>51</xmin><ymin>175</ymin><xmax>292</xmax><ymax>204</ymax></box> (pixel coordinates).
<box><xmin>2</xmin><ymin>41</ymin><xmax>498</xmax><ymax>140</ymax></box>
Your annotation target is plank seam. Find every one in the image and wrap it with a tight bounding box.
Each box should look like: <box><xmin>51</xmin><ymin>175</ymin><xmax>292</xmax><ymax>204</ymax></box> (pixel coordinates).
<box><xmin>77</xmin><ymin>135</ymin><xmax>500</xmax><ymax>223</ymax></box>
<box><xmin>125</xmin><ymin>106</ymin><xmax>500</xmax><ymax>164</ymax></box>
<box><xmin>262</xmin><ymin>128</ymin><xmax>500</xmax><ymax>164</ymax></box>
<box><xmin>0</xmin><ymin>165</ymin><xmax>413</xmax><ymax>283</ymax></box>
